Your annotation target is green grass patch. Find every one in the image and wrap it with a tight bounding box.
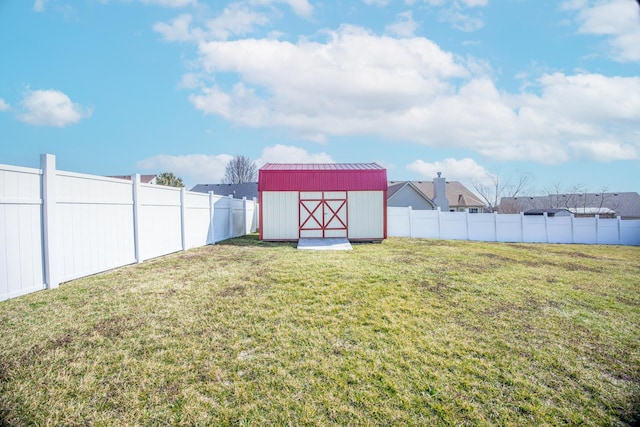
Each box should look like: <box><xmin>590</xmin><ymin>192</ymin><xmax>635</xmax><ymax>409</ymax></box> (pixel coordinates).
<box><xmin>1</xmin><ymin>236</ymin><xmax>639</xmax><ymax>426</ymax></box>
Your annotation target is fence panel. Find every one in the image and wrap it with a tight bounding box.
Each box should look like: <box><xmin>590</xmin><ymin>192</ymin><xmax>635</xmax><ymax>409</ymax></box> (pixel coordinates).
<box><xmin>620</xmin><ymin>220</ymin><xmax>640</xmax><ymax>246</ymax></box>
<box><xmin>495</xmin><ymin>214</ymin><xmax>522</xmax><ymax>242</ymax></box>
<box><xmin>183</xmin><ymin>191</ymin><xmax>211</xmax><ymax>249</ymax></box>
<box><xmin>439</xmin><ymin>212</ymin><xmax>468</xmax><ymax>240</ymax></box>
<box><xmin>1</xmin><ymin>156</ymin><xmax>261</xmax><ymax>302</ymax></box>
<box><xmin>547</xmin><ymin>216</ymin><xmax>573</xmax><ymax>244</ymax></box>
<box><xmin>411</xmin><ymin>210</ymin><xmax>440</xmax><ymax>239</ymax></box>
<box><xmin>522</xmin><ymin>215</ymin><xmax>547</xmax><ymax>243</ymax></box>
<box><xmin>0</xmin><ymin>165</ymin><xmax>45</xmax><ymax>301</ymax></box>
<box><xmin>597</xmin><ymin>218</ymin><xmax>620</xmax><ymax>245</ymax></box>
<box><xmin>232</xmin><ymin>198</ymin><xmax>245</xmax><ymax>237</ymax></box>
<box><xmin>138</xmin><ymin>184</ymin><xmax>183</xmax><ymax>260</ymax></box>
<box><xmin>387</xmin><ymin>207</ymin><xmax>412</xmax><ymax>237</ymax></box>
<box><xmin>212</xmin><ymin>195</ymin><xmax>231</xmax><ymax>243</ymax></box>
<box><xmin>55</xmin><ymin>171</ymin><xmax>136</xmax><ymax>283</ymax></box>
<box><xmin>386</xmin><ymin>208</ymin><xmax>640</xmax><ymax>246</ymax></box>
<box><xmin>468</xmin><ymin>213</ymin><xmax>496</xmax><ymax>242</ymax></box>
<box><xmin>573</xmin><ymin>217</ymin><xmax>597</xmax><ymax>244</ymax></box>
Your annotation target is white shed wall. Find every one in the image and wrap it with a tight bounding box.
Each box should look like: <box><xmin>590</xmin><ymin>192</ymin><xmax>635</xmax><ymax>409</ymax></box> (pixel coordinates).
<box><xmin>348</xmin><ymin>191</ymin><xmax>384</xmax><ymax>239</ymax></box>
<box><xmin>262</xmin><ymin>191</ymin><xmax>299</xmax><ymax>240</ymax></box>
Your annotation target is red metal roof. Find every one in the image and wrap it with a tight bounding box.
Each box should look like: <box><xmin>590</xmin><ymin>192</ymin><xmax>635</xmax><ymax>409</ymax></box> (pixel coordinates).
<box><xmin>260</xmin><ymin>163</ymin><xmax>384</xmax><ymax>171</ymax></box>
<box><xmin>259</xmin><ymin>163</ymin><xmax>387</xmax><ymax>192</ymax></box>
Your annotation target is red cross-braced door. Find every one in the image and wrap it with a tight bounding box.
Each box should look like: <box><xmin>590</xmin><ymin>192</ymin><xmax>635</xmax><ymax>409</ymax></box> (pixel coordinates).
<box><xmin>299</xmin><ymin>192</ymin><xmax>348</xmax><ymax>238</ymax></box>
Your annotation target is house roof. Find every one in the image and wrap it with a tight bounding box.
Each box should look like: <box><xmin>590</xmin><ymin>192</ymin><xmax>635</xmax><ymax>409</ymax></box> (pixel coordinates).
<box><xmin>107</xmin><ymin>174</ymin><xmax>157</xmax><ymax>184</ymax></box>
<box><xmin>501</xmin><ymin>192</ymin><xmax>640</xmax><ymax>218</ymax></box>
<box><xmin>259</xmin><ymin>163</ymin><xmax>387</xmax><ymax>192</ymax></box>
<box><xmin>387</xmin><ymin>181</ymin><xmax>436</xmax><ymax>206</ymax></box>
<box><xmin>190</xmin><ymin>182</ymin><xmax>258</xmax><ymax>200</ymax></box>
<box><xmin>388</xmin><ymin>180</ymin><xmax>484</xmax><ymax>208</ymax></box>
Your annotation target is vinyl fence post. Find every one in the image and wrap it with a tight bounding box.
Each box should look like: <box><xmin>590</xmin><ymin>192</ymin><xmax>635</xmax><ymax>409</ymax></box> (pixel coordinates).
<box><xmin>132</xmin><ymin>174</ymin><xmax>142</xmax><ymax>263</ymax></box>
<box><xmin>493</xmin><ymin>211</ymin><xmax>498</xmax><ymax>242</ymax></box>
<box><xmin>465</xmin><ymin>210</ymin><xmax>470</xmax><ymax>240</ymax></box>
<box><xmin>617</xmin><ymin>215</ymin><xmax>621</xmax><ymax>245</ymax></box>
<box><xmin>41</xmin><ymin>153</ymin><xmax>59</xmax><ymax>289</ymax></box>
<box><xmin>408</xmin><ymin>206</ymin><xmax>413</xmax><ymax>238</ymax></box>
<box><xmin>242</xmin><ymin>197</ymin><xmax>248</xmax><ymax>235</ymax></box>
<box><xmin>253</xmin><ymin>197</ymin><xmax>258</xmax><ymax>233</ymax></box>
<box><xmin>437</xmin><ymin>207</ymin><xmax>442</xmax><ymax>239</ymax></box>
<box><xmin>180</xmin><ymin>187</ymin><xmax>187</xmax><ymax>251</ymax></box>
<box><xmin>544</xmin><ymin>212</ymin><xmax>549</xmax><ymax>243</ymax></box>
<box><xmin>570</xmin><ymin>213</ymin><xmax>575</xmax><ymax>244</ymax></box>
<box><xmin>208</xmin><ymin>191</ymin><xmax>215</xmax><ymax>244</ymax></box>
<box><xmin>228</xmin><ymin>195</ymin><xmax>233</xmax><ymax>239</ymax></box>
<box><xmin>595</xmin><ymin>214</ymin><xmax>600</xmax><ymax>244</ymax></box>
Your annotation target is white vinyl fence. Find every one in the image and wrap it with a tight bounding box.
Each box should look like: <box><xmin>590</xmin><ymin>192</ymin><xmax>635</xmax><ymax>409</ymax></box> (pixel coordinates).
<box><xmin>388</xmin><ymin>207</ymin><xmax>640</xmax><ymax>246</ymax></box>
<box><xmin>1</xmin><ymin>154</ymin><xmax>258</xmax><ymax>302</ymax></box>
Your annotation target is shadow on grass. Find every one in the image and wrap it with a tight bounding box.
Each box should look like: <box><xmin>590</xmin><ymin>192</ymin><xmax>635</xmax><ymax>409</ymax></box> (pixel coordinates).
<box><xmin>216</xmin><ymin>233</ymin><xmax>298</xmax><ymax>249</ymax></box>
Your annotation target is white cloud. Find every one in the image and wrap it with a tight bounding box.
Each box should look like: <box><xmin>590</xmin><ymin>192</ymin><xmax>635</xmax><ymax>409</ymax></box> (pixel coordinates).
<box><xmin>386</xmin><ymin>11</ymin><xmax>419</xmax><ymax>38</ymax></box>
<box><xmin>136</xmin><ymin>153</ymin><xmax>234</xmax><ymax>184</ymax></box>
<box><xmin>439</xmin><ymin>8</ymin><xmax>484</xmax><ymax>32</ymax></box>
<box><xmin>154</xmin><ymin>14</ymin><xmax>199</xmax><ymax>42</ymax></box>
<box><xmin>0</xmin><ymin>99</ymin><xmax>10</xmax><ymax>112</ymax></box>
<box><xmin>459</xmin><ymin>0</ymin><xmax>487</xmax><ymax>6</ymax></box>
<box><xmin>178</xmin><ymin>73</ymin><xmax>203</xmax><ymax>89</ymax></box>
<box><xmin>178</xmin><ymin>22</ymin><xmax>639</xmax><ymax>165</ymax></box>
<box><xmin>138</xmin><ymin>0</ymin><xmax>196</xmax><ymax>7</ymax></box>
<box><xmin>154</xmin><ymin>5</ymin><xmax>270</xmax><ymax>42</ymax></box>
<box><xmin>259</xmin><ymin>144</ymin><xmax>334</xmax><ymax>164</ymax></box>
<box><xmin>265</xmin><ymin>0</ymin><xmax>314</xmax><ymax>18</ymax></box>
<box><xmin>205</xmin><ymin>3</ymin><xmax>270</xmax><ymax>40</ymax></box>
<box><xmin>407</xmin><ymin>158</ymin><xmax>491</xmax><ymax>184</ymax></box>
<box><xmin>363</xmin><ymin>0</ymin><xmax>390</xmax><ymax>6</ymax></box>
<box><xmin>33</xmin><ymin>0</ymin><xmax>47</xmax><ymax>12</ymax></box>
<box><xmin>571</xmin><ymin>0</ymin><xmax>640</xmax><ymax>62</ymax></box>
<box><xmin>18</xmin><ymin>89</ymin><xmax>92</xmax><ymax>127</ymax></box>
<box><xmin>412</xmin><ymin>0</ymin><xmax>487</xmax><ymax>31</ymax></box>
<box><xmin>560</xmin><ymin>0</ymin><xmax>589</xmax><ymax>10</ymax></box>
<box><xmin>416</xmin><ymin>0</ymin><xmax>487</xmax><ymax>6</ymax></box>
<box><xmin>569</xmin><ymin>140</ymin><xmax>638</xmax><ymax>162</ymax></box>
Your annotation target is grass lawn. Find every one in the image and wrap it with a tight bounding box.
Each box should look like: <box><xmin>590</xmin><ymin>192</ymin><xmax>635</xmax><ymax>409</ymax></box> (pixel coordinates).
<box><xmin>1</xmin><ymin>236</ymin><xmax>639</xmax><ymax>426</ymax></box>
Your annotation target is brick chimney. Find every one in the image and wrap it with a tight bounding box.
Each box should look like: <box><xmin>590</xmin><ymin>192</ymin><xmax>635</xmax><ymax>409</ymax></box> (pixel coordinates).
<box><xmin>433</xmin><ymin>172</ymin><xmax>449</xmax><ymax>211</ymax></box>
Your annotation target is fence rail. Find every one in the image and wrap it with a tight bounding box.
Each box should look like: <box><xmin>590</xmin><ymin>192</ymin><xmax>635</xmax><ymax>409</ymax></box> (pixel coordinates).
<box><xmin>387</xmin><ymin>207</ymin><xmax>640</xmax><ymax>246</ymax></box>
<box><xmin>1</xmin><ymin>154</ymin><xmax>258</xmax><ymax>302</ymax></box>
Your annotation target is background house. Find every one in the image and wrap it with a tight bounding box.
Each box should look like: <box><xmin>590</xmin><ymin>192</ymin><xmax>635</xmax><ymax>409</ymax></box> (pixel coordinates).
<box><xmin>500</xmin><ymin>192</ymin><xmax>640</xmax><ymax>219</ymax></box>
<box><xmin>190</xmin><ymin>182</ymin><xmax>258</xmax><ymax>200</ymax></box>
<box><xmin>388</xmin><ymin>175</ymin><xmax>485</xmax><ymax>212</ymax></box>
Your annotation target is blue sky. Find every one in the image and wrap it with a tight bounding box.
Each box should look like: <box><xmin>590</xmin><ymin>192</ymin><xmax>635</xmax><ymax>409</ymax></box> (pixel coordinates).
<box><xmin>1</xmin><ymin>0</ymin><xmax>639</xmax><ymax>195</ymax></box>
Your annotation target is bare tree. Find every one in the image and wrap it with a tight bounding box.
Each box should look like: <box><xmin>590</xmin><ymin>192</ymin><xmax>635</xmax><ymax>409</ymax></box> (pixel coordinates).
<box><xmin>224</xmin><ymin>155</ymin><xmax>258</xmax><ymax>184</ymax></box>
<box><xmin>473</xmin><ymin>169</ymin><xmax>533</xmax><ymax>213</ymax></box>
<box><xmin>156</xmin><ymin>172</ymin><xmax>184</xmax><ymax>187</ymax></box>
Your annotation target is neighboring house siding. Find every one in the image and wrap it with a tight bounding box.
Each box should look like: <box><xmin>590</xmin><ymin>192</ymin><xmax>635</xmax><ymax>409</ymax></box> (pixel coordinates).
<box><xmin>388</xmin><ymin>185</ymin><xmax>435</xmax><ymax>210</ymax></box>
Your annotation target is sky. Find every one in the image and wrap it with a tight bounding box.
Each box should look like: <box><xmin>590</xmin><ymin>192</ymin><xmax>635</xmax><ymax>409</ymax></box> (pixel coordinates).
<box><xmin>0</xmin><ymin>0</ymin><xmax>639</xmax><ymax>195</ymax></box>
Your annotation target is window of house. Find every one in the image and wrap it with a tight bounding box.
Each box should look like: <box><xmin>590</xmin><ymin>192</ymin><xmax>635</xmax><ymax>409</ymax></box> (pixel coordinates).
<box><xmin>469</xmin><ymin>208</ymin><xmax>479</xmax><ymax>213</ymax></box>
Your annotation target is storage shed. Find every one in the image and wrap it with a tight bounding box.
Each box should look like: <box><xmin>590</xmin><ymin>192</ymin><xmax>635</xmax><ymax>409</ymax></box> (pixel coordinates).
<box><xmin>259</xmin><ymin>163</ymin><xmax>387</xmax><ymax>241</ymax></box>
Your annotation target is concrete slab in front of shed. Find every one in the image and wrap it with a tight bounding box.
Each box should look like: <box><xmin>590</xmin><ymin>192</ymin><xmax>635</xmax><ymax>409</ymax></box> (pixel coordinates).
<box><xmin>297</xmin><ymin>238</ymin><xmax>353</xmax><ymax>251</ymax></box>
